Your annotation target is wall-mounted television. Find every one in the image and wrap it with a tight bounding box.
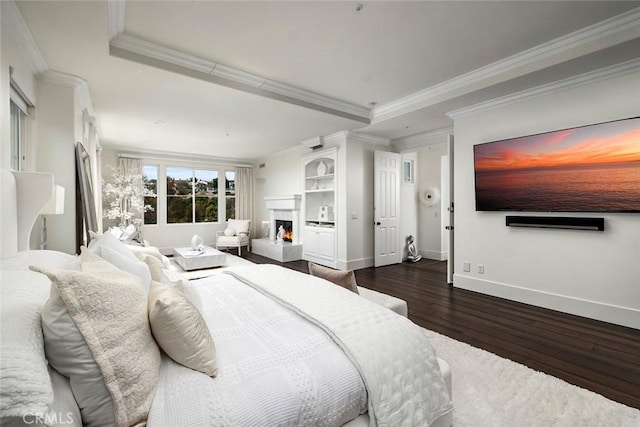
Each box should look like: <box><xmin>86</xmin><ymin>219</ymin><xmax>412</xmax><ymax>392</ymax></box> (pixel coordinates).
<box><xmin>473</xmin><ymin>116</ymin><xmax>640</xmax><ymax>213</ymax></box>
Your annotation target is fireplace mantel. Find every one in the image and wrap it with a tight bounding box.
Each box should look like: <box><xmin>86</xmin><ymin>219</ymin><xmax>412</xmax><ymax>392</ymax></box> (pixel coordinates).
<box><xmin>265</xmin><ymin>195</ymin><xmax>302</xmax><ymax>244</ymax></box>
<box><xmin>252</xmin><ymin>194</ymin><xmax>303</xmax><ymax>262</ymax></box>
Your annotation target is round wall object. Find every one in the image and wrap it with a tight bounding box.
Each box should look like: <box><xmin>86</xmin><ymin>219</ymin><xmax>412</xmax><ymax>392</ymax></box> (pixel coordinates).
<box><xmin>419</xmin><ymin>186</ymin><xmax>441</xmax><ymax>207</ymax></box>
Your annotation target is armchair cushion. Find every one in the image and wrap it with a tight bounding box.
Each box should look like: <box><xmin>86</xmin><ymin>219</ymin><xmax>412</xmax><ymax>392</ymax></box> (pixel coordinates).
<box><xmin>228</xmin><ymin>219</ymin><xmax>250</xmax><ymax>235</ymax></box>
<box><xmin>224</xmin><ymin>227</ymin><xmax>236</xmax><ymax>236</ymax></box>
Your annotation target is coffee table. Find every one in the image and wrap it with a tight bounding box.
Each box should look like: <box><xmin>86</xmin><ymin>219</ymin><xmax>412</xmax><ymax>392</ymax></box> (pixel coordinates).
<box><xmin>173</xmin><ymin>246</ymin><xmax>226</xmax><ymax>271</ymax></box>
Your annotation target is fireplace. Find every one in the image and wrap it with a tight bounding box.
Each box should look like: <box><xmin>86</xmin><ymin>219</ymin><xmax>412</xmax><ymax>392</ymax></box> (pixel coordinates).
<box><xmin>275</xmin><ymin>220</ymin><xmax>293</xmax><ymax>242</ymax></box>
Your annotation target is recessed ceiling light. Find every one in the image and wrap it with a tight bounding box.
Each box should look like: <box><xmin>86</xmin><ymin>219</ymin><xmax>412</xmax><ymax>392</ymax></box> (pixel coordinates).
<box><xmin>355</xmin><ymin>4</ymin><xmax>363</xmax><ymax>12</ymax></box>
<box><xmin>405</xmin><ymin>126</ymin><xmax>410</xmax><ymax>129</ymax></box>
<box><xmin>367</xmin><ymin>101</ymin><xmax>378</xmax><ymax>107</ymax></box>
<box><xmin>153</xmin><ymin>120</ymin><xmax>165</xmax><ymax>125</ymax></box>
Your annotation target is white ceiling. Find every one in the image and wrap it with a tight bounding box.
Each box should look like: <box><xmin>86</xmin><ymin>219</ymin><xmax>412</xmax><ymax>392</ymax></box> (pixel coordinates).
<box><xmin>13</xmin><ymin>1</ymin><xmax>640</xmax><ymax>161</ymax></box>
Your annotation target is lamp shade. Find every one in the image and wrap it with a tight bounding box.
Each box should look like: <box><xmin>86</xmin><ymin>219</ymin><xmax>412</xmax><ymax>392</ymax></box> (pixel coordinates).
<box><xmin>41</xmin><ymin>185</ymin><xmax>65</xmax><ymax>215</ymax></box>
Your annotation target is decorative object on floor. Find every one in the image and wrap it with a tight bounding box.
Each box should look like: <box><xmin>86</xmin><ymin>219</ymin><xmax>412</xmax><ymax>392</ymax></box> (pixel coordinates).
<box><xmin>191</xmin><ymin>234</ymin><xmax>204</xmax><ymax>252</ymax></box>
<box><xmin>424</xmin><ymin>329</ymin><xmax>640</xmax><ymax>426</ymax></box>
<box><xmin>419</xmin><ymin>186</ymin><xmax>441</xmax><ymax>207</ymax></box>
<box><xmin>261</xmin><ymin>220</ymin><xmax>270</xmax><ymax>239</ymax></box>
<box><xmin>406</xmin><ymin>235</ymin><xmax>422</xmax><ymax>262</ymax></box>
<box><xmin>103</xmin><ymin>165</ymin><xmax>155</xmax><ymax>228</ymax></box>
<box><xmin>40</xmin><ymin>185</ymin><xmax>65</xmax><ymax>250</ymax></box>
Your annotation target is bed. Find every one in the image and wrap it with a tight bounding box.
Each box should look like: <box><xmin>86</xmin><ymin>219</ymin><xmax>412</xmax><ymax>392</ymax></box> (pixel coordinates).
<box><xmin>0</xmin><ymin>168</ymin><xmax>453</xmax><ymax>427</ymax></box>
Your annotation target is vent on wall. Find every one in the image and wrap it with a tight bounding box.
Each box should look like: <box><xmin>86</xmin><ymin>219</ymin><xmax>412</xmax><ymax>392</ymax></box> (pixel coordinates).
<box><xmin>505</xmin><ymin>216</ymin><xmax>605</xmax><ymax>231</ymax></box>
<box><xmin>301</xmin><ymin>136</ymin><xmax>324</xmax><ymax>149</ymax></box>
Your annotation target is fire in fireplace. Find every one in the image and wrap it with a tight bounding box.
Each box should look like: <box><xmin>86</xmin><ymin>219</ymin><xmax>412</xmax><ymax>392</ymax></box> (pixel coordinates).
<box><xmin>275</xmin><ymin>220</ymin><xmax>293</xmax><ymax>242</ymax></box>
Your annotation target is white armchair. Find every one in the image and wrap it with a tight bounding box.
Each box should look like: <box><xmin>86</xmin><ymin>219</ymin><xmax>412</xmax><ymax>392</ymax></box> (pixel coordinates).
<box><xmin>216</xmin><ymin>219</ymin><xmax>251</xmax><ymax>255</ymax></box>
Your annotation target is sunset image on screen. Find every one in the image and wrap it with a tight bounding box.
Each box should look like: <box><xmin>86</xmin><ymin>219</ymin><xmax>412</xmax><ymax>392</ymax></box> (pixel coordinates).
<box><xmin>474</xmin><ymin>117</ymin><xmax>640</xmax><ymax>212</ymax></box>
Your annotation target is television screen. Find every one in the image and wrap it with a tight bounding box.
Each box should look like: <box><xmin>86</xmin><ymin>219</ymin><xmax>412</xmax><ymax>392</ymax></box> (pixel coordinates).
<box><xmin>473</xmin><ymin>116</ymin><xmax>640</xmax><ymax>212</ymax></box>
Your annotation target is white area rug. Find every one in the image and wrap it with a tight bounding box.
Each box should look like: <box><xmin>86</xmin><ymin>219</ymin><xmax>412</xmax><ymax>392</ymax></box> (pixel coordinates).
<box><xmin>424</xmin><ymin>329</ymin><xmax>640</xmax><ymax>426</ymax></box>
<box><xmin>168</xmin><ymin>253</ymin><xmax>254</xmax><ymax>280</ymax></box>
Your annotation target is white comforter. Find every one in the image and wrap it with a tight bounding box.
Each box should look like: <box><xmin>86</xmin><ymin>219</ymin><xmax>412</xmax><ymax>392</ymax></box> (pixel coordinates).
<box><xmin>149</xmin><ymin>265</ymin><xmax>453</xmax><ymax>427</ymax></box>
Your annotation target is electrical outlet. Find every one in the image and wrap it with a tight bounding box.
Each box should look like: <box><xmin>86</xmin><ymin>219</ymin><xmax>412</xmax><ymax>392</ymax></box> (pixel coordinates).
<box><xmin>478</xmin><ymin>264</ymin><xmax>484</xmax><ymax>274</ymax></box>
<box><xmin>463</xmin><ymin>262</ymin><xmax>471</xmax><ymax>272</ymax></box>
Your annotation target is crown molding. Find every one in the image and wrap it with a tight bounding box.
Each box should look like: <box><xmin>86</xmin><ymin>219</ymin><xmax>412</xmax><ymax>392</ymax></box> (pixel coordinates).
<box><xmin>372</xmin><ymin>7</ymin><xmax>640</xmax><ymax>123</ymax></box>
<box><xmin>110</xmin><ymin>33</ymin><xmax>370</xmax><ymax>123</ymax></box>
<box><xmin>39</xmin><ymin>70</ymin><xmax>95</xmax><ymax>113</ymax></box>
<box><xmin>346</xmin><ymin>131</ymin><xmax>390</xmax><ymax>146</ymax></box>
<box><xmin>391</xmin><ymin>128</ymin><xmax>452</xmax><ymax>152</ymax></box>
<box><xmin>447</xmin><ymin>58</ymin><xmax>640</xmax><ymax>120</ymax></box>
<box><xmin>1</xmin><ymin>1</ymin><xmax>48</xmax><ymax>74</ymax></box>
<box><xmin>111</xmin><ymin>146</ymin><xmax>252</xmax><ymax>167</ymax></box>
<box><xmin>108</xmin><ymin>0</ymin><xmax>126</xmax><ymax>41</ymax></box>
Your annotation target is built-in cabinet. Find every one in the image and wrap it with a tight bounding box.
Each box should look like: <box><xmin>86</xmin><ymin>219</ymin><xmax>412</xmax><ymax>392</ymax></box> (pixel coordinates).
<box><xmin>302</xmin><ymin>148</ymin><xmax>337</xmax><ymax>268</ymax></box>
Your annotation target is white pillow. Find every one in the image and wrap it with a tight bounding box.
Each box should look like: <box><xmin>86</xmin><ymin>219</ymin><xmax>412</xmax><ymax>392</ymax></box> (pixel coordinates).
<box><xmin>87</xmin><ymin>231</ymin><xmax>137</xmax><ymax>261</ymax></box>
<box><xmin>228</xmin><ymin>219</ymin><xmax>250</xmax><ymax>234</ymax></box>
<box><xmin>148</xmin><ymin>280</ymin><xmax>218</xmax><ymax>376</ymax></box>
<box><xmin>224</xmin><ymin>227</ymin><xmax>236</xmax><ymax>236</ymax></box>
<box><xmin>99</xmin><ymin>246</ymin><xmax>152</xmax><ymax>293</ymax></box>
<box><xmin>32</xmin><ymin>251</ymin><xmax>160</xmax><ymax>427</ymax></box>
<box><xmin>138</xmin><ymin>253</ymin><xmax>187</xmax><ymax>289</ymax></box>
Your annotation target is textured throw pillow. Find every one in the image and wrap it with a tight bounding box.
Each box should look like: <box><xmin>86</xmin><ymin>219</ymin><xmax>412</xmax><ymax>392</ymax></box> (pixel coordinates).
<box><xmin>32</xmin><ymin>250</ymin><xmax>161</xmax><ymax>427</ymax></box>
<box><xmin>224</xmin><ymin>227</ymin><xmax>236</xmax><ymax>236</ymax></box>
<box><xmin>308</xmin><ymin>262</ymin><xmax>359</xmax><ymax>294</ymax></box>
<box><xmin>87</xmin><ymin>230</ymin><xmax>138</xmax><ymax>261</ymax></box>
<box><xmin>148</xmin><ymin>280</ymin><xmax>218</xmax><ymax>377</ymax></box>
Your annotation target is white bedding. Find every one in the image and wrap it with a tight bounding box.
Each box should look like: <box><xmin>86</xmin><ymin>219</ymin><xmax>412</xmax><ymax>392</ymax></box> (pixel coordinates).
<box><xmin>148</xmin><ymin>272</ymin><xmax>367</xmax><ymax>426</ymax></box>
<box><xmin>149</xmin><ymin>265</ymin><xmax>453</xmax><ymax>427</ymax></box>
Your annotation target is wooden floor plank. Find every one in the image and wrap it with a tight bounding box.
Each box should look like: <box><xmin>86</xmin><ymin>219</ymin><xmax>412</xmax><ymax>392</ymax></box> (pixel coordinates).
<box><xmin>242</xmin><ymin>253</ymin><xmax>640</xmax><ymax>409</ymax></box>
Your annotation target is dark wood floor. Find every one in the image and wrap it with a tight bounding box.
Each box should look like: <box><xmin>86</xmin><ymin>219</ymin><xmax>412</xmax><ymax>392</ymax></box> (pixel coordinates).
<box><xmin>242</xmin><ymin>252</ymin><xmax>640</xmax><ymax>409</ymax></box>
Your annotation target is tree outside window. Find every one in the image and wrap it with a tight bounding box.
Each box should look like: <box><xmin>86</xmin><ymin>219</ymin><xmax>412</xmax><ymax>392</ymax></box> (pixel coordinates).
<box><xmin>143</xmin><ymin>165</ymin><xmax>158</xmax><ymax>225</ymax></box>
<box><xmin>166</xmin><ymin>167</ymin><xmax>218</xmax><ymax>224</ymax></box>
<box><xmin>225</xmin><ymin>170</ymin><xmax>235</xmax><ymax>220</ymax></box>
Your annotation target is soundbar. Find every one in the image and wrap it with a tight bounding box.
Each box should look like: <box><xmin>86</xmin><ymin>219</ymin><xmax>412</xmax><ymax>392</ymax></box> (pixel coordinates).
<box><xmin>505</xmin><ymin>216</ymin><xmax>605</xmax><ymax>231</ymax></box>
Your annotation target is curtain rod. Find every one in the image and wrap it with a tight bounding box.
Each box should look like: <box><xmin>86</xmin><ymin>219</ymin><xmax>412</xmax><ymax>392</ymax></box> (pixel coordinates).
<box><xmin>117</xmin><ymin>151</ymin><xmax>253</xmax><ymax>168</ymax></box>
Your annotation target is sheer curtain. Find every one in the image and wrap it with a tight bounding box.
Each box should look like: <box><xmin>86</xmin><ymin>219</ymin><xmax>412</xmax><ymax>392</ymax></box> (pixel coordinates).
<box><xmin>235</xmin><ymin>167</ymin><xmax>253</xmax><ymax>225</ymax></box>
<box><xmin>118</xmin><ymin>157</ymin><xmax>143</xmax><ymax>224</ymax></box>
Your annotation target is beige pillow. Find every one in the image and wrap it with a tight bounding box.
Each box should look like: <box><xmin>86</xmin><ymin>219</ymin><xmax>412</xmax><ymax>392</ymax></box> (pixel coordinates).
<box><xmin>148</xmin><ymin>280</ymin><xmax>218</xmax><ymax>377</ymax></box>
<box><xmin>308</xmin><ymin>262</ymin><xmax>359</xmax><ymax>294</ymax></box>
<box><xmin>32</xmin><ymin>250</ymin><xmax>160</xmax><ymax>427</ymax></box>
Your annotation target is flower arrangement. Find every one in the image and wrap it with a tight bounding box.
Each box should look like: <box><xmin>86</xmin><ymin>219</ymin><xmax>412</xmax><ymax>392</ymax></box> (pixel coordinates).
<box><xmin>103</xmin><ymin>166</ymin><xmax>155</xmax><ymax>228</ymax></box>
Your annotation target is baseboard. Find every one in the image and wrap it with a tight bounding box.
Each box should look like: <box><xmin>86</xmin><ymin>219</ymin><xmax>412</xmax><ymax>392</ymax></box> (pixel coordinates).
<box><xmin>453</xmin><ymin>274</ymin><xmax>639</xmax><ymax>330</ymax></box>
<box><xmin>337</xmin><ymin>257</ymin><xmax>374</xmax><ymax>271</ymax></box>
<box><xmin>420</xmin><ymin>250</ymin><xmax>447</xmax><ymax>261</ymax></box>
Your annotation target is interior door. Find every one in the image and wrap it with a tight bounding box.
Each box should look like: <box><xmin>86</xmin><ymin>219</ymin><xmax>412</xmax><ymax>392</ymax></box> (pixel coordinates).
<box><xmin>445</xmin><ymin>135</ymin><xmax>455</xmax><ymax>284</ymax></box>
<box><xmin>374</xmin><ymin>151</ymin><xmax>402</xmax><ymax>267</ymax></box>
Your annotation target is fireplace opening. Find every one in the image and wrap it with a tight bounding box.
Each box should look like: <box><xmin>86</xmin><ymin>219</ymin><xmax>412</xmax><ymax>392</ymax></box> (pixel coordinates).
<box><xmin>275</xmin><ymin>220</ymin><xmax>293</xmax><ymax>242</ymax></box>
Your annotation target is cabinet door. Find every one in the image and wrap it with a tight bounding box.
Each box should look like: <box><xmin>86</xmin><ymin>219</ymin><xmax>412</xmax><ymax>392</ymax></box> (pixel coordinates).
<box><xmin>316</xmin><ymin>229</ymin><xmax>335</xmax><ymax>260</ymax></box>
<box><xmin>304</xmin><ymin>228</ymin><xmax>318</xmax><ymax>257</ymax></box>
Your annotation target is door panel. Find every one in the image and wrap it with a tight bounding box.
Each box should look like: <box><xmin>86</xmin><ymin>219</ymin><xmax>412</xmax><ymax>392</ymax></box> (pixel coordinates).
<box><xmin>374</xmin><ymin>151</ymin><xmax>402</xmax><ymax>267</ymax></box>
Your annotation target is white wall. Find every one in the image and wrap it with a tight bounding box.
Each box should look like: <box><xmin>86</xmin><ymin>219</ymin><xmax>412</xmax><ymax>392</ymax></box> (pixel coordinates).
<box><xmin>453</xmin><ymin>70</ymin><xmax>640</xmax><ymax>329</ymax></box>
<box><xmin>35</xmin><ymin>81</ymin><xmax>76</xmax><ymax>255</ymax></box>
<box><xmin>417</xmin><ymin>144</ymin><xmax>448</xmax><ymax>260</ymax></box>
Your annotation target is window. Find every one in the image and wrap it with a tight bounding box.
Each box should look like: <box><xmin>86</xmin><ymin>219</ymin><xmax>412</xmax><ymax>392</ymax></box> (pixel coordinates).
<box><xmin>10</xmin><ymin>100</ymin><xmax>27</xmax><ymax>171</ymax></box>
<box><xmin>225</xmin><ymin>170</ymin><xmax>235</xmax><ymax>220</ymax></box>
<box><xmin>166</xmin><ymin>167</ymin><xmax>218</xmax><ymax>224</ymax></box>
<box><xmin>143</xmin><ymin>165</ymin><xmax>158</xmax><ymax>225</ymax></box>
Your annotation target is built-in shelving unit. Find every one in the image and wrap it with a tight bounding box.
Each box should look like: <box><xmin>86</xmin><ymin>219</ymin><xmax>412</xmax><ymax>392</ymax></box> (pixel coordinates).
<box><xmin>302</xmin><ymin>147</ymin><xmax>337</xmax><ymax>268</ymax></box>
